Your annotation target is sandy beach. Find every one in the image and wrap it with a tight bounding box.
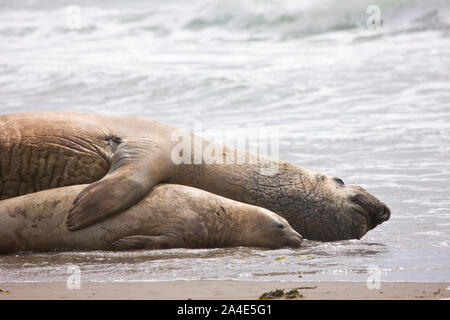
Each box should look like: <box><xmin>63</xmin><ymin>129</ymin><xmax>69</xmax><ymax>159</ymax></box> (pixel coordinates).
<box><xmin>0</xmin><ymin>281</ymin><xmax>448</xmax><ymax>300</ymax></box>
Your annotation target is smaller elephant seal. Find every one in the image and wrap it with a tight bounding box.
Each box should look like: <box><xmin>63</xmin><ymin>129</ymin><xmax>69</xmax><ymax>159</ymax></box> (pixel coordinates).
<box><xmin>0</xmin><ymin>184</ymin><xmax>302</xmax><ymax>253</ymax></box>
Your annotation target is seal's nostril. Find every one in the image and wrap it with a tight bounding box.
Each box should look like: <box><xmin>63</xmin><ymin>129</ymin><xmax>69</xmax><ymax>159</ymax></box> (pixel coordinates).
<box><xmin>372</xmin><ymin>204</ymin><xmax>390</xmax><ymax>227</ymax></box>
<box><xmin>350</xmin><ymin>193</ymin><xmax>390</xmax><ymax>227</ymax></box>
<box><xmin>381</xmin><ymin>204</ymin><xmax>391</xmax><ymax>220</ymax></box>
<box><xmin>290</xmin><ymin>234</ymin><xmax>302</xmax><ymax>248</ymax></box>
<box><xmin>293</xmin><ymin>231</ymin><xmax>303</xmax><ymax>241</ymax></box>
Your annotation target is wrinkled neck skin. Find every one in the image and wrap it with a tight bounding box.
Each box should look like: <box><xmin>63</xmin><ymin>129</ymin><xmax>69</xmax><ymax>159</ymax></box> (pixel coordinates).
<box><xmin>172</xmin><ymin>138</ymin><xmax>388</xmax><ymax>241</ymax></box>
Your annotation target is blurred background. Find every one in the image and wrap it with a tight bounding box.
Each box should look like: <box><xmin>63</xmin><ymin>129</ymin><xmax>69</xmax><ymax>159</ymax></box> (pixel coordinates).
<box><xmin>0</xmin><ymin>0</ymin><xmax>449</xmax><ymax>282</ymax></box>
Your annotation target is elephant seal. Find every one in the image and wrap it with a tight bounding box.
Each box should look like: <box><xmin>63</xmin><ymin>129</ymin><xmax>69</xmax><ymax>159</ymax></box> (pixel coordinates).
<box><xmin>0</xmin><ymin>111</ymin><xmax>390</xmax><ymax>241</ymax></box>
<box><xmin>0</xmin><ymin>184</ymin><xmax>302</xmax><ymax>253</ymax></box>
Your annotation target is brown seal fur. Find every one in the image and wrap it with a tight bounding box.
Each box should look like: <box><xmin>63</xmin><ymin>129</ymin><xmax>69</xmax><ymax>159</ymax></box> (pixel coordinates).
<box><xmin>0</xmin><ymin>184</ymin><xmax>302</xmax><ymax>253</ymax></box>
<box><xmin>0</xmin><ymin>111</ymin><xmax>390</xmax><ymax>241</ymax></box>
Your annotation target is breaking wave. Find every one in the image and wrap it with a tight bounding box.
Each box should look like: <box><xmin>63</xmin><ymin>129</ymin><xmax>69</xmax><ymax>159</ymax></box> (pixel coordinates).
<box><xmin>1</xmin><ymin>0</ymin><xmax>449</xmax><ymax>41</ymax></box>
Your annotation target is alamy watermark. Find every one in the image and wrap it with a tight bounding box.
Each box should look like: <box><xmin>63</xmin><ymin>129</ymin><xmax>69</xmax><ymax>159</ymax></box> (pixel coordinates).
<box><xmin>366</xmin><ymin>5</ymin><xmax>381</xmax><ymax>30</ymax></box>
<box><xmin>170</xmin><ymin>122</ymin><xmax>280</xmax><ymax>176</ymax></box>
<box><xmin>366</xmin><ymin>265</ymin><xmax>382</xmax><ymax>290</ymax></box>
<box><xmin>66</xmin><ymin>5</ymin><xmax>83</xmax><ymax>30</ymax></box>
<box><xmin>66</xmin><ymin>264</ymin><xmax>81</xmax><ymax>290</ymax></box>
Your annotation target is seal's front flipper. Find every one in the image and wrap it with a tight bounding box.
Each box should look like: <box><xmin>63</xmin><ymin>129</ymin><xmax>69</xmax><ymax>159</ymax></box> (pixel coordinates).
<box><xmin>110</xmin><ymin>235</ymin><xmax>178</xmax><ymax>250</ymax></box>
<box><xmin>66</xmin><ymin>140</ymin><xmax>174</xmax><ymax>231</ymax></box>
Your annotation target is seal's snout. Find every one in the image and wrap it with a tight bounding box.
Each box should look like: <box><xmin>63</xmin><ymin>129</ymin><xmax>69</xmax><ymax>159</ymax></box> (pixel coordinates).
<box><xmin>378</xmin><ymin>203</ymin><xmax>391</xmax><ymax>222</ymax></box>
<box><xmin>369</xmin><ymin>202</ymin><xmax>390</xmax><ymax>230</ymax></box>
<box><xmin>349</xmin><ymin>191</ymin><xmax>391</xmax><ymax>230</ymax></box>
<box><xmin>285</xmin><ymin>230</ymin><xmax>303</xmax><ymax>248</ymax></box>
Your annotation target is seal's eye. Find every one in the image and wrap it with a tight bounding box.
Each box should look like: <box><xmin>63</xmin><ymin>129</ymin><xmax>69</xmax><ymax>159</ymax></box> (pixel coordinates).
<box><xmin>334</xmin><ymin>178</ymin><xmax>345</xmax><ymax>186</ymax></box>
<box><xmin>277</xmin><ymin>224</ymin><xmax>285</xmax><ymax>230</ymax></box>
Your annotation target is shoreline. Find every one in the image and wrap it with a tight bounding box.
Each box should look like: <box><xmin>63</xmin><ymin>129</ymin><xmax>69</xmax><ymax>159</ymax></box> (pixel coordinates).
<box><xmin>1</xmin><ymin>281</ymin><xmax>449</xmax><ymax>300</ymax></box>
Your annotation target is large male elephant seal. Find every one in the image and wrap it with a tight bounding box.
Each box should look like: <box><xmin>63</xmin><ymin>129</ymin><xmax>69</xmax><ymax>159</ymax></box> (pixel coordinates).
<box><xmin>0</xmin><ymin>184</ymin><xmax>302</xmax><ymax>253</ymax></box>
<box><xmin>0</xmin><ymin>111</ymin><xmax>390</xmax><ymax>241</ymax></box>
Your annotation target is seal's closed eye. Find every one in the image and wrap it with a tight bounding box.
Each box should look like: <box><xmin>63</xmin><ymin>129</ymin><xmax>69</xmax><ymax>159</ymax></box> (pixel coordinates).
<box><xmin>333</xmin><ymin>177</ymin><xmax>345</xmax><ymax>186</ymax></box>
<box><xmin>105</xmin><ymin>135</ymin><xmax>122</xmax><ymax>153</ymax></box>
<box><xmin>106</xmin><ymin>135</ymin><xmax>122</xmax><ymax>144</ymax></box>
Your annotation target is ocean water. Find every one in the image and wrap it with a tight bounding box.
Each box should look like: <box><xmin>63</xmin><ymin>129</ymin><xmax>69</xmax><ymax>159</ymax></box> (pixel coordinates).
<box><xmin>0</xmin><ymin>0</ymin><xmax>449</xmax><ymax>283</ymax></box>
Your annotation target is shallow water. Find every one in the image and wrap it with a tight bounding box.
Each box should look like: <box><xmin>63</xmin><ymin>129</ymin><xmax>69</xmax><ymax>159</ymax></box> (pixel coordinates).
<box><xmin>0</xmin><ymin>0</ymin><xmax>449</xmax><ymax>282</ymax></box>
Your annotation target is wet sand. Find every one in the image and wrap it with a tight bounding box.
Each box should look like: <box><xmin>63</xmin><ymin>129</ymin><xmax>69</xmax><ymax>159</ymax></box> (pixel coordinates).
<box><xmin>0</xmin><ymin>281</ymin><xmax>448</xmax><ymax>300</ymax></box>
